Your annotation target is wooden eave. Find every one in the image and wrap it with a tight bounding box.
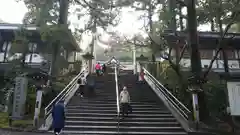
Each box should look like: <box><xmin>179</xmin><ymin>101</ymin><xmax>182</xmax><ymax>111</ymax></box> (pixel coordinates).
<box><xmin>162</xmin><ymin>30</ymin><xmax>240</xmax><ymax>49</ymax></box>
<box><xmin>0</xmin><ymin>23</ymin><xmax>81</xmax><ymax>52</ymax></box>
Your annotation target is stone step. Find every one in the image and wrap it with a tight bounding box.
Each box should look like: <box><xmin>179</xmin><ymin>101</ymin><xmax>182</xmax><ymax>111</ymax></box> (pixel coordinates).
<box><xmin>65</xmin><ymin>109</ymin><xmax>170</xmax><ymax>114</ymax></box>
<box><xmin>63</xmin><ymin>125</ymin><xmax>184</xmax><ymax>132</ymax></box>
<box><xmin>70</xmin><ymin>99</ymin><xmax>159</xmax><ymax>104</ymax></box>
<box><xmin>65</xmin><ymin>116</ymin><xmax>177</xmax><ymax>122</ymax></box>
<box><xmin>92</xmin><ymin>92</ymin><xmax>158</xmax><ymax>97</ymax></box>
<box><xmin>69</xmin><ymin>99</ymin><xmax>161</xmax><ymax>104</ymax></box>
<box><xmin>67</xmin><ymin>103</ymin><xmax>161</xmax><ymax>107</ymax></box>
<box><xmin>62</xmin><ymin>74</ymin><xmax>186</xmax><ymax>135</ymax></box>
<box><xmin>65</xmin><ymin>120</ymin><xmax>181</xmax><ymax>127</ymax></box>
<box><xmin>65</xmin><ymin>112</ymin><xmax>174</xmax><ymax>118</ymax></box>
<box><xmin>66</xmin><ymin>105</ymin><xmax>164</xmax><ymax>111</ymax></box>
<box><xmin>61</xmin><ymin>130</ymin><xmax>187</xmax><ymax>135</ymax></box>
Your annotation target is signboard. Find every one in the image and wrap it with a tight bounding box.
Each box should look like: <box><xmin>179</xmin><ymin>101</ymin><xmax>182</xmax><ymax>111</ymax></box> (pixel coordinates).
<box><xmin>12</xmin><ymin>77</ymin><xmax>28</xmax><ymax>119</ymax></box>
<box><xmin>227</xmin><ymin>82</ymin><xmax>240</xmax><ymax>116</ymax></box>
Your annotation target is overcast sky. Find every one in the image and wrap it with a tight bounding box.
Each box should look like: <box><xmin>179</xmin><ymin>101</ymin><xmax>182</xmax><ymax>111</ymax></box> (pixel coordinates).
<box><xmin>0</xmin><ymin>0</ymin><xmax>27</xmax><ymax>23</ymax></box>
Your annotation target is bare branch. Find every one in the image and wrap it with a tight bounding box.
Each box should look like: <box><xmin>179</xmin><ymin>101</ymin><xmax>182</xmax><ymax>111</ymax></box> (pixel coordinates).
<box><xmin>122</xmin><ymin>35</ymin><xmax>146</xmax><ymax>47</ymax></box>
<box><xmin>178</xmin><ymin>42</ymin><xmax>187</xmax><ymax>64</ymax></box>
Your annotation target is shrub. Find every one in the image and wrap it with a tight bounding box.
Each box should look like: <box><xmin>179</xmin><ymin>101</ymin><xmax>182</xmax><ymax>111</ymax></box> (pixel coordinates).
<box><xmin>144</xmin><ymin>62</ymin><xmax>228</xmax><ymax>119</ymax></box>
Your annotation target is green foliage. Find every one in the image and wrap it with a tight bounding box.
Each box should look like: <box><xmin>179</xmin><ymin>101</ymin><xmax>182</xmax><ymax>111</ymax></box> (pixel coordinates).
<box><xmin>10</xmin><ymin>27</ymin><xmax>30</xmax><ymax>54</ymax></box>
<box><xmin>203</xmin><ymin>81</ymin><xmax>228</xmax><ymax>118</ymax></box>
<box><xmin>25</xmin><ymin>86</ymin><xmax>36</xmax><ymax>115</ymax></box>
<box><xmin>17</xmin><ymin>0</ymin><xmax>59</xmax><ymax>25</ymax></box>
<box><xmin>72</xmin><ymin>61</ymin><xmax>82</xmax><ymax>72</ymax></box>
<box><xmin>74</xmin><ymin>0</ymin><xmax>121</xmax><ymax>32</ymax></box>
<box><xmin>146</xmin><ymin>62</ymin><xmax>228</xmax><ymax>119</ymax></box>
<box><xmin>40</xmin><ymin>25</ymin><xmax>73</xmax><ymax>52</ymax></box>
<box><xmin>196</xmin><ymin>0</ymin><xmax>240</xmax><ymax>31</ymax></box>
<box><xmin>0</xmin><ymin>112</ymin><xmax>9</xmax><ymax>128</ymax></box>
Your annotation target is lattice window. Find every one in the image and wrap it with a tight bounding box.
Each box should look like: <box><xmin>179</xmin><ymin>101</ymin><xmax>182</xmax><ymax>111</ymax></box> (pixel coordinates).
<box><xmin>200</xmin><ymin>50</ymin><xmax>213</xmax><ymax>59</ymax></box>
<box><xmin>220</xmin><ymin>49</ymin><xmax>235</xmax><ymax>59</ymax></box>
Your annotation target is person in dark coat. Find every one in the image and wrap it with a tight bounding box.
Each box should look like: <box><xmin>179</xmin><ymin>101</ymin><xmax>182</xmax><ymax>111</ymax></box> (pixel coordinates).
<box><xmin>86</xmin><ymin>74</ymin><xmax>96</xmax><ymax>97</ymax></box>
<box><xmin>52</xmin><ymin>100</ymin><xmax>65</xmax><ymax>135</ymax></box>
<box><xmin>102</xmin><ymin>64</ymin><xmax>107</xmax><ymax>74</ymax></box>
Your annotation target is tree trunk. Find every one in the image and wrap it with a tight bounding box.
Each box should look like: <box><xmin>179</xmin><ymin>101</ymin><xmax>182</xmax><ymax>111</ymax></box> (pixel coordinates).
<box><xmin>168</xmin><ymin>0</ymin><xmax>179</xmax><ymax>63</ymax></box>
<box><xmin>89</xmin><ymin>17</ymin><xmax>97</xmax><ymax>74</ymax></box>
<box><xmin>210</xmin><ymin>19</ymin><xmax>215</xmax><ymax>32</ymax></box>
<box><xmin>178</xmin><ymin>5</ymin><xmax>184</xmax><ymax>31</ymax></box>
<box><xmin>186</xmin><ymin>0</ymin><xmax>210</xmax><ymax>122</ymax></box>
<box><xmin>168</xmin><ymin>0</ymin><xmax>177</xmax><ymax>31</ymax></box>
<box><xmin>50</xmin><ymin>43</ymin><xmax>59</xmax><ymax>77</ymax></box>
<box><xmin>216</xmin><ymin>0</ymin><xmax>229</xmax><ymax>74</ymax></box>
<box><xmin>58</xmin><ymin>0</ymin><xmax>69</xmax><ymax>24</ymax></box>
<box><xmin>3</xmin><ymin>42</ymin><xmax>9</xmax><ymax>62</ymax></box>
<box><xmin>47</xmin><ymin>0</ymin><xmax>69</xmax><ymax>86</ymax></box>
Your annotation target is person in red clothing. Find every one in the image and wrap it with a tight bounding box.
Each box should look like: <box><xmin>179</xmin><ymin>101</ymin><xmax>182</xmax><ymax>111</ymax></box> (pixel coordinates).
<box><xmin>95</xmin><ymin>62</ymin><xmax>101</xmax><ymax>76</ymax></box>
<box><xmin>139</xmin><ymin>68</ymin><xmax>145</xmax><ymax>82</ymax></box>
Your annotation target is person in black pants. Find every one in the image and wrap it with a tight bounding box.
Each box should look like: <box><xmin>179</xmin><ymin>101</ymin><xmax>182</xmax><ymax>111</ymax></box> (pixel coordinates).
<box><xmin>120</xmin><ymin>86</ymin><xmax>131</xmax><ymax>118</ymax></box>
<box><xmin>77</xmin><ymin>75</ymin><xmax>85</xmax><ymax>97</ymax></box>
<box><xmin>102</xmin><ymin>64</ymin><xmax>107</xmax><ymax>75</ymax></box>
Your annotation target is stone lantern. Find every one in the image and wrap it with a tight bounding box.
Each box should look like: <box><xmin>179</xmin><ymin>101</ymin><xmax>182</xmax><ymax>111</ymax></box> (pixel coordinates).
<box><xmin>187</xmin><ymin>75</ymin><xmax>203</xmax><ymax>130</ymax></box>
<box><xmin>27</xmin><ymin>70</ymin><xmax>50</xmax><ymax>127</ymax></box>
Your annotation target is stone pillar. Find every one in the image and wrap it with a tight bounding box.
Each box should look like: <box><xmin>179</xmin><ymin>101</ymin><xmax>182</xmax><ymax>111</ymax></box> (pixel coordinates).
<box><xmin>133</xmin><ymin>45</ymin><xmax>137</xmax><ymax>74</ymax></box>
<box><xmin>33</xmin><ymin>88</ymin><xmax>43</xmax><ymax>128</ymax></box>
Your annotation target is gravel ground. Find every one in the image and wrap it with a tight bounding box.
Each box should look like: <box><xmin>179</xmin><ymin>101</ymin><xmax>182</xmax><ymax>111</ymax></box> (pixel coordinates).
<box><xmin>0</xmin><ymin>130</ymin><xmax>53</xmax><ymax>135</ymax></box>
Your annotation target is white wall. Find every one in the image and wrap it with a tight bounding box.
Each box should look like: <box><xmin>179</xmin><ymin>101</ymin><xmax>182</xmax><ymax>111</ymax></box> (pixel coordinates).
<box><xmin>0</xmin><ymin>52</ymin><xmax>45</xmax><ymax>63</ymax></box>
<box><xmin>180</xmin><ymin>59</ymin><xmax>240</xmax><ymax>69</ymax></box>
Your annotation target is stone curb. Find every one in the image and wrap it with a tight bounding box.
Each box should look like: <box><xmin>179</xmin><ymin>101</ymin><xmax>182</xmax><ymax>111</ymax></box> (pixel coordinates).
<box><xmin>0</xmin><ymin>127</ymin><xmax>48</xmax><ymax>133</ymax></box>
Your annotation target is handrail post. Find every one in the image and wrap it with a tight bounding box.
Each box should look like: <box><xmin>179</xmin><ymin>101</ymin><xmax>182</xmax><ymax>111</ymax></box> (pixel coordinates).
<box><xmin>42</xmin><ymin>63</ymin><xmax>88</xmax><ymax>130</ymax></box>
<box><xmin>114</xmin><ymin>64</ymin><xmax>120</xmax><ymax>134</ymax></box>
<box><xmin>44</xmin><ymin>109</ymin><xmax>47</xmax><ymax>127</ymax></box>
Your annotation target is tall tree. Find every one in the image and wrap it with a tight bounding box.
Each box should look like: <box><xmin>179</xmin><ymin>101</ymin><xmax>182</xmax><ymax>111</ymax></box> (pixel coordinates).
<box><xmin>73</xmin><ymin>0</ymin><xmax>121</xmax><ymax>72</ymax></box>
<box><xmin>18</xmin><ymin>0</ymin><xmax>59</xmax><ymax>25</ymax></box>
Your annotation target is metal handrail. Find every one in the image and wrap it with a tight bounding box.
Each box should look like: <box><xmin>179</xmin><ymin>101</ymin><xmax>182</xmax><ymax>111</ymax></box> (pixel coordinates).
<box><xmin>142</xmin><ymin>66</ymin><xmax>191</xmax><ymax>120</ymax></box>
<box><xmin>42</xmin><ymin>63</ymin><xmax>88</xmax><ymax>129</ymax></box>
<box><xmin>114</xmin><ymin>64</ymin><xmax>120</xmax><ymax>133</ymax></box>
<box><xmin>44</xmin><ymin>72</ymin><xmax>81</xmax><ymax>114</ymax></box>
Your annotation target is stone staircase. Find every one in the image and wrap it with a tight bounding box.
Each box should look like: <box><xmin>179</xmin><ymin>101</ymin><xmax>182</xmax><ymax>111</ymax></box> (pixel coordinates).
<box><xmin>63</xmin><ymin>73</ymin><xmax>187</xmax><ymax>135</ymax></box>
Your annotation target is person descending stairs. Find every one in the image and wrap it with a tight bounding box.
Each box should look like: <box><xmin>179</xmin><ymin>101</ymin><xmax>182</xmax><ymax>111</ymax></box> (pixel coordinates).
<box><xmin>63</xmin><ymin>72</ymin><xmax>187</xmax><ymax>135</ymax></box>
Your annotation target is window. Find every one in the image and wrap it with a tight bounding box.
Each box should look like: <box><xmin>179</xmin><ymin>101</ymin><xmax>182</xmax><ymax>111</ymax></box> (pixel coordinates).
<box><xmin>28</xmin><ymin>43</ymin><xmax>37</xmax><ymax>52</ymax></box>
<box><xmin>75</xmin><ymin>8</ymin><xmax>81</xmax><ymax>12</ymax></box>
<box><xmin>220</xmin><ymin>49</ymin><xmax>235</xmax><ymax>59</ymax></box>
<box><xmin>225</xmin><ymin>50</ymin><xmax>235</xmax><ymax>59</ymax></box>
<box><xmin>77</xmin><ymin>14</ymin><xmax>81</xmax><ymax>20</ymax></box>
<box><xmin>0</xmin><ymin>41</ymin><xmax>5</xmax><ymax>52</ymax></box>
<box><xmin>182</xmin><ymin>50</ymin><xmax>190</xmax><ymax>58</ymax></box>
<box><xmin>200</xmin><ymin>50</ymin><xmax>213</xmax><ymax>59</ymax></box>
<box><xmin>1</xmin><ymin>42</ymin><xmax>11</xmax><ymax>52</ymax></box>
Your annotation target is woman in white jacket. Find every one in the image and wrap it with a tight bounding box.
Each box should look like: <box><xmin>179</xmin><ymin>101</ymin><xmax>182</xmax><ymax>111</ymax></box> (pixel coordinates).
<box><xmin>120</xmin><ymin>86</ymin><xmax>131</xmax><ymax>118</ymax></box>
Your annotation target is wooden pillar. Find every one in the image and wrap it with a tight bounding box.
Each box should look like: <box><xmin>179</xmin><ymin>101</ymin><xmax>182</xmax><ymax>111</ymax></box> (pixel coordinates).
<box><xmin>3</xmin><ymin>41</ymin><xmax>9</xmax><ymax>62</ymax></box>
